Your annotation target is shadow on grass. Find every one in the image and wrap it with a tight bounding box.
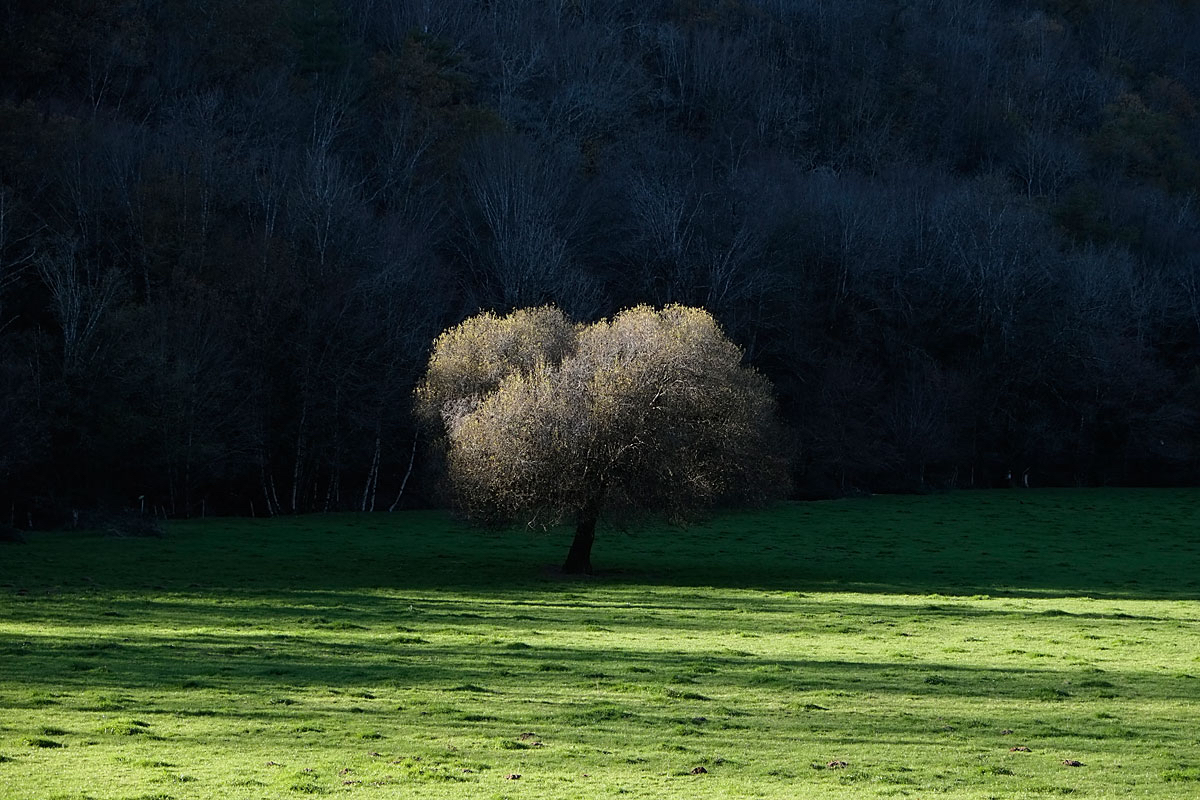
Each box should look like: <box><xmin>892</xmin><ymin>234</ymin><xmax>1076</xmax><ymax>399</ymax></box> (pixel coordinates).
<box><xmin>2</xmin><ymin>625</ymin><xmax>1193</xmax><ymax>705</ymax></box>
<box><xmin>1</xmin><ymin>586</ymin><xmax>1196</xmax><ymax>708</ymax></box>
<box><xmin>5</xmin><ymin>588</ymin><xmax>1199</xmax><ymax>640</ymax></box>
<box><xmin>1</xmin><ymin>491</ymin><xmax>1199</xmax><ymax>599</ymax></box>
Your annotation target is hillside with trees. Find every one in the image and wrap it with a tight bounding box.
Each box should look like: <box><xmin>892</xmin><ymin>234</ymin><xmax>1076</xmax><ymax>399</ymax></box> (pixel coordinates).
<box><xmin>2</xmin><ymin>0</ymin><xmax>1199</xmax><ymax>521</ymax></box>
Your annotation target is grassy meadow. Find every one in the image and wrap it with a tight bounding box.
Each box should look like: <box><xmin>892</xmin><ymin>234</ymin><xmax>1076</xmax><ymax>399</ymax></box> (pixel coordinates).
<box><xmin>1</xmin><ymin>489</ymin><xmax>1199</xmax><ymax>799</ymax></box>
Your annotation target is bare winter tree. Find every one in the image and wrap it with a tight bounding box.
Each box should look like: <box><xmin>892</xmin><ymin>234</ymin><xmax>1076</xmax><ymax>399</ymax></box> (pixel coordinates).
<box><xmin>624</xmin><ymin>155</ymin><xmax>705</xmax><ymax>304</ymax></box>
<box><xmin>1011</xmin><ymin>120</ymin><xmax>1083</xmax><ymax>199</ymax></box>
<box><xmin>539</xmin><ymin>19</ymin><xmax>643</xmax><ymax>142</ymax></box>
<box><xmin>0</xmin><ymin>185</ymin><xmax>42</xmax><ymax>483</ymax></box>
<box><xmin>0</xmin><ymin>185</ymin><xmax>39</xmax><ymax>333</ymax></box>
<box><xmin>457</xmin><ymin>136</ymin><xmax>600</xmax><ymax>315</ymax></box>
<box><xmin>37</xmin><ymin>236</ymin><xmax>125</xmax><ymax>377</ymax></box>
<box><xmin>482</xmin><ymin>1</ymin><xmax>546</xmax><ymax>124</ymax></box>
<box><xmin>293</xmin><ymin>86</ymin><xmax>370</xmax><ymax>272</ymax></box>
<box><xmin>378</xmin><ymin>0</ymin><xmax>479</xmax><ymax>56</ymax></box>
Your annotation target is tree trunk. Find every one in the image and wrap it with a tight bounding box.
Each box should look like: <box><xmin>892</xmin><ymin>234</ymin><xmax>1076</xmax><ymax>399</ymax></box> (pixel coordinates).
<box><xmin>361</xmin><ymin>431</ymin><xmax>381</xmax><ymax>512</ymax></box>
<box><xmin>562</xmin><ymin>513</ymin><xmax>597</xmax><ymax>575</ymax></box>
<box><xmin>388</xmin><ymin>435</ymin><xmax>418</xmax><ymax>513</ymax></box>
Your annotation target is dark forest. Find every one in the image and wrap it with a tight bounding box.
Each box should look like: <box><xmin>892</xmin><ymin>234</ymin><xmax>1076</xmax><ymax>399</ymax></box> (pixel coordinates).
<box><xmin>2</xmin><ymin>0</ymin><xmax>1199</xmax><ymax>523</ymax></box>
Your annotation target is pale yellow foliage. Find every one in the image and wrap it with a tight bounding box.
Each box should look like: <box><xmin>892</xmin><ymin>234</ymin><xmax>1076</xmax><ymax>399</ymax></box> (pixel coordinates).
<box><xmin>417</xmin><ymin>304</ymin><xmax>785</xmax><ymax>526</ymax></box>
<box><xmin>414</xmin><ymin>305</ymin><xmax>576</xmax><ymax>432</ymax></box>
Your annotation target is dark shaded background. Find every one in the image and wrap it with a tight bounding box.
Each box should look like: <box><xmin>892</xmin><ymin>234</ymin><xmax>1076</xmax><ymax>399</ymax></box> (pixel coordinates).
<box><xmin>2</xmin><ymin>0</ymin><xmax>1198</xmax><ymax>522</ymax></box>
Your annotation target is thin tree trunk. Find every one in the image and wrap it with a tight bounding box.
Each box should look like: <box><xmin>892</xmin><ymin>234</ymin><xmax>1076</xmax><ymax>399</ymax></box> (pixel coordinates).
<box><xmin>184</xmin><ymin>390</ymin><xmax>195</xmax><ymax>514</ymax></box>
<box><xmin>324</xmin><ymin>467</ymin><xmax>338</xmax><ymax>512</ymax></box>
<box><xmin>267</xmin><ymin>470</ymin><xmax>281</xmax><ymax>515</ymax></box>
<box><xmin>260</xmin><ymin>471</ymin><xmax>272</xmax><ymax>515</ymax></box>
<box><xmin>291</xmin><ymin>402</ymin><xmax>307</xmax><ymax>513</ymax></box>
<box><xmin>388</xmin><ymin>435</ymin><xmax>418</xmax><ymax>512</ymax></box>
<box><xmin>562</xmin><ymin>512</ymin><xmax>597</xmax><ymax>575</ymax></box>
<box><xmin>362</xmin><ymin>431</ymin><xmax>381</xmax><ymax>512</ymax></box>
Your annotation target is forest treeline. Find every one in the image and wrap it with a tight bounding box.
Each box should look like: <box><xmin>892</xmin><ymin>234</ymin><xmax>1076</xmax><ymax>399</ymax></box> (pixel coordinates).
<box><xmin>2</xmin><ymin>0</ymin><xmax>1199</xmax><ymax>522</ymax></box>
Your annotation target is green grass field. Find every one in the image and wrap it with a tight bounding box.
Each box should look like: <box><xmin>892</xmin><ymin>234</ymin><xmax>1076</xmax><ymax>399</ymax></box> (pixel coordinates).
<box><xmin>1</xmin><ymin>489</ymin><xmax>1199</xmax><ymax>799</ymax></box>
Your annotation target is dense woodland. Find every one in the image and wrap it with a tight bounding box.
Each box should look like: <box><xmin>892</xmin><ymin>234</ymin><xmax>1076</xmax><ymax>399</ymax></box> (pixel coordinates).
<box><xmin>2</xmin><ymin>0</ymin><xmax>1200</xmax><ymax>522</ymax></box>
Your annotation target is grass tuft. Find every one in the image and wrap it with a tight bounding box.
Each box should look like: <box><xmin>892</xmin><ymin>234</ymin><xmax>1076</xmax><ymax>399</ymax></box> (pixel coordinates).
<box><xmin>21</xmin><ymin>737</ymin><xmax>64</xmax><ymax>748</ymax></box>
<box><xmin>1164</xmin><ymin>767</ymin><xmax>1200</xmax><ymax>782</ymax></box>
<box><xmin>448</xmin><ymin>684</ymin><xmax>493</xmax><ymax>693</ymax></box>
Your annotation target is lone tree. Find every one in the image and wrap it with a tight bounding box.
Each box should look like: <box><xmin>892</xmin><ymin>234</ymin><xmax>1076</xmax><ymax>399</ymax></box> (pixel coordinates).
<box><xmin>416</xmin><ymin>305</ymin><xmax>787</xmax><ymax>573</ymax></box>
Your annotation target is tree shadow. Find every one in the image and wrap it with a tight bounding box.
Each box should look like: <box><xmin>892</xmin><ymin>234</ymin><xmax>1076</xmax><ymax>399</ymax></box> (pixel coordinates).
<box><xmin>2</xmin><ymin>626</ymin><xmax>1192</xmax><ymax>705</ymax></box>
<box><xmin>1</xmin><ymin>588</ymin><xmax>1194</xmax><ymax>703</ymax></box>
<box><xmin>0</xmin><ymin>494</ymin><xmax>1198</xmax><ymax>600</ymax></box>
